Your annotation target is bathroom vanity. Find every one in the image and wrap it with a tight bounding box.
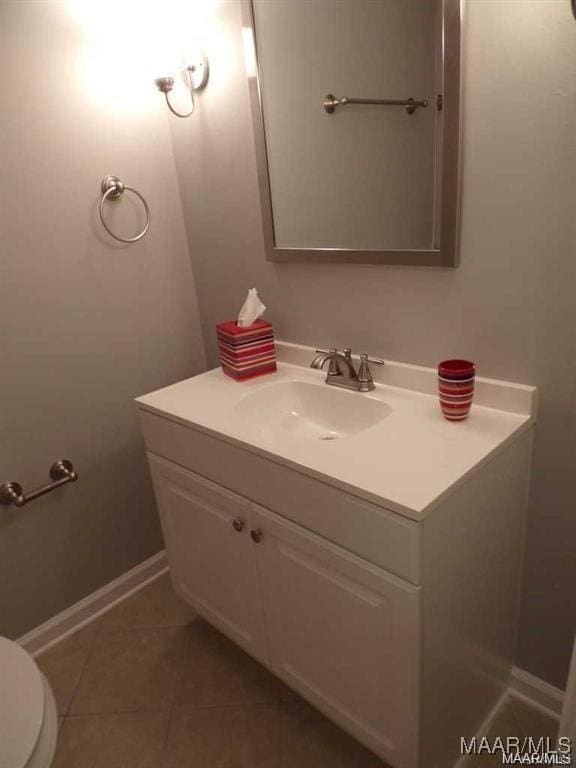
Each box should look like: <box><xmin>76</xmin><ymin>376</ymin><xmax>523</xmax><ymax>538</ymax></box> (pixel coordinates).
<box><xmin>137</xmin><ymin>342</ymin><xmax>536</xmax><ymax>768</ymax></box>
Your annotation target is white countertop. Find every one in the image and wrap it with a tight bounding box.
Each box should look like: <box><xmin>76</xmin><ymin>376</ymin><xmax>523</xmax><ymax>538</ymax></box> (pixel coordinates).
<box><xmin>136</xmin><ymin>343</ymin><xmax>536</xmax><ymax>521</ymax></box>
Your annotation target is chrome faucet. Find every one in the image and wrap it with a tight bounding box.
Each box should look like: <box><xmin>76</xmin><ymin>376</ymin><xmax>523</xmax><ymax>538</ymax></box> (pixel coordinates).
<box><xmin>311</xmin><ymin>348</ymin><xmax>384</xmax><ymax>393</ymax></box>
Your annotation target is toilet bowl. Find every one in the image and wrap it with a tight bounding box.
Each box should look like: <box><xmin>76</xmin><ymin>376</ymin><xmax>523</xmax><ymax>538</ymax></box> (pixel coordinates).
<box><xmin>0</xmin><ymin>637</ymin><xmax>58</xmax><ymax>768</ymax></box>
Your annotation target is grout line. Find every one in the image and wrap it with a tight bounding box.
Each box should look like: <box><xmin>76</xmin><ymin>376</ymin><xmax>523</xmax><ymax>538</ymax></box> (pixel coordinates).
<box><xmin>64</xmin><ymin>616</ymin><xmax>102</xmax><ymax>717</ymax></box>
<box><xmin>160</xmin><ymin>623</ymin><xmax>192</xmax><ymax>754</ymax></box>
<box><xmin>279</xmin><ymin>698</ymin><xmax>286</xmax><ymax>768</ymax></box>
<box><xmin>277</xmin><ymin>700</ymin><xmax>283</xmax><ymax>768</ymax></box>
<box><xmin>246</xmin><ymin>700</ymin><xmax>282</xmax><ymax>768</ymax></box>
<box><xmin>174</xmin><ymin>700</ymin><xmax>281</xmax><ymax>712</ymax></box>
<box><xmin>57</xmin><ymin>715</ymin><xmax>68</xmax><ymax>740</ymax></box>
<box><xmin>96</xmin><ymin>620</ymin><xmax>194</xmax><ymax>638</ymax></box>
<box><xmin>64</xmin><ymin>700</ymin><xmax>287</xmax><ymax>719</ymax></box>
<box><xmin>64</xmin><ymin>708</ymin><xmax>178</xmax><ymax>718</ymax></box>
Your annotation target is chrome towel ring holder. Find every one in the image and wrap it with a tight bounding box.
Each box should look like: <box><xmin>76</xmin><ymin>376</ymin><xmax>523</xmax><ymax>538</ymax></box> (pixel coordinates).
<box><xmin>99</xmin><ymin>175</ymin><xmax>150</xmax><ymax>243</ymax></box>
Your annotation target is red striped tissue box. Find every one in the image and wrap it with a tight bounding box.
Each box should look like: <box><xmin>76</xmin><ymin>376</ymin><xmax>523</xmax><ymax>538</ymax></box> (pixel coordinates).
<box><xmin>216</xmin><ymin>320</ymin><xmax>277</xmax><ymax>381</ymax></box>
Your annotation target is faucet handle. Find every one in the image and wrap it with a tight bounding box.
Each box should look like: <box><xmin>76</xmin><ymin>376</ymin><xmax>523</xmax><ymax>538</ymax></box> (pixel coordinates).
<box><xmin>364</xmin><ymin>354</ymin><xmax>385</xmax><ymax>365</ymax></box>
<box><xmin>357</xmin><ymin>353</ymin><xmax>385</xmax><ymax>392</ymax></box>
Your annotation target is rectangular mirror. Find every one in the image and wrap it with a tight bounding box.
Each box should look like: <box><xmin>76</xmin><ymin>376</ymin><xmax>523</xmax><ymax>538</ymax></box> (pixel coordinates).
<box><xmin>243</xmin><ymin>0</ymin><xmax>461</xmax><ymax>267</ymax></box>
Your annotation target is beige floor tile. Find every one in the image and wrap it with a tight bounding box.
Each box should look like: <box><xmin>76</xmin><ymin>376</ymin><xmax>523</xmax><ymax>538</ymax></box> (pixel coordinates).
<box><xmin>508</xmin><ymin>696</ymin><xmax>559</xmax><ymax>741</ymax></box>
<box><xmin>52</xmin><ymin>713</ymin><xmax>168</xmax><ymax>768</ymax></box>
<box><xmin>36</xmin><ymin>623</ymin><xmax>99</xmax><ymax>715</ymax></box>
<box><xmin>175</xmin><ymin>619</ymin><xmax>291</xmax><ymax>709</ymax></box>
<box><xmin>70</xmin><ymin>626</ymin><xmax>187</xmax><ymax>714</ymax></box>
<box><xmin>280</xmin><ymin>701</ymin><xmax>389</xmax><ymax>768</ymax></box>
<box><xmin>486</xmin><ymin>697</ymin><xmax>521</xmax><ymax>740</ymax></box>
<box><xmin>98</xmin><ymin>573</ymin><xmax>195</xmax><ymax>633</ymax></box>
<box><xmin>163</xmin><ymin>704</ymin><xmax>279</xmax><ymax>768</ymax></box>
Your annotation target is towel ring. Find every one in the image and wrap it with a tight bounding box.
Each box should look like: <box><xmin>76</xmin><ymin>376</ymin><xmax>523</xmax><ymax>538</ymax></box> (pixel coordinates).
<box><xmin>99</xmin><ymin>176</ymin><xmax>150</xmax><ymax>243</ymax></box>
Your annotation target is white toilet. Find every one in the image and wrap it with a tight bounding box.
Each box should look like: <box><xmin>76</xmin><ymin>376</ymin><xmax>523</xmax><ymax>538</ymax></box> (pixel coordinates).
<box><xmin>0</xmin><ymin>637</ymin><xmax>58</xmax><ymax>768</ymax></box>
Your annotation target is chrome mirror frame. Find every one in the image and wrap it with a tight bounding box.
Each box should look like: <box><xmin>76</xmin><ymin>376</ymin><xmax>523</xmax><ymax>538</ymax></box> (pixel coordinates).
<box><xmin>242</xmin><ymin>0</ymin><xmax>462</xmax><ymax>268</ymax></box>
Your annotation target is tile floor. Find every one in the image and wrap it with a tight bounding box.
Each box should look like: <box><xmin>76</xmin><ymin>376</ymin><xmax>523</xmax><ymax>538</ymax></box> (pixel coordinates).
<box><xmin>37</xmin><ymin>572</ymin><xmax>559</xmax><ymax>767</ymax></box>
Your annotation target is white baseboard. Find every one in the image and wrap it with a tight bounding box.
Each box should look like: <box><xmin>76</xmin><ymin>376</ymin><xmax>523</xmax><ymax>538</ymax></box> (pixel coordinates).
<box><xmin>509</xmin><ymin>666</ymin><xmax>564</xmax><ymax>718</ymax></box>
<box><xmin>18</xmin><ymin>551</ymin><xmax>168</xmax><ymax>658</ymax></box>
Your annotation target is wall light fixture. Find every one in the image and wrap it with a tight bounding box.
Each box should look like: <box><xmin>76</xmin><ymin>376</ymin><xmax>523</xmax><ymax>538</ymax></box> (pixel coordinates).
<box><xmin>154</xmin><ymin>49</ymin><xmax>209</xmax><ymax>118</ymax></box>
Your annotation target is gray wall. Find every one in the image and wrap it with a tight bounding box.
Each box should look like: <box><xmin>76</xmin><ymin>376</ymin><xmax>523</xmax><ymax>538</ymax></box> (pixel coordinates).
<box><xmin>0</xmin><ymin>1</ymin><xmax>206</xmax><ymax>638</ymax></box>
<box><xmin>169</xmin><ymin>0</ymin><xmax>576</xmax><ymax>689</ymax></box>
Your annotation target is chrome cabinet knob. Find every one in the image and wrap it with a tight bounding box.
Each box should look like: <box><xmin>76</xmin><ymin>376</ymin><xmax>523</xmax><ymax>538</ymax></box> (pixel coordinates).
<box><xmin>232</xmin><ymin>518</ymin><xmax>245</xmax><ymax>533</ymax></box>
<box><xmin>250</xmin><ymin>529</ymin><xmax>263</xmax><ymax>543</ymax></box>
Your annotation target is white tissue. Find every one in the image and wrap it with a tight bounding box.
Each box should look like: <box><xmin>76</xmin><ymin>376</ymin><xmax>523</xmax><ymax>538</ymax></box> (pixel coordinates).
<box><xmin>237</xmin><ymin>288</ymin><xmax>266</xmax><ymax>327</ymax></box>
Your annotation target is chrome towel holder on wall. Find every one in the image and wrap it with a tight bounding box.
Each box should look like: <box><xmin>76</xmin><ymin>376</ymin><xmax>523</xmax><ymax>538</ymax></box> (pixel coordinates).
<box><xmin>99</xmin><ymin>175</ymin><xmax>150</xmax><ymax>243</ymax></box>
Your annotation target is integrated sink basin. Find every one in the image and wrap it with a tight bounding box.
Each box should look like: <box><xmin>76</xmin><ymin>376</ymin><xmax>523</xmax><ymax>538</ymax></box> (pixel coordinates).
<box><xmin>234</xmin><ymin>380</ymin><xmax>393</xmax><ymax>440</ymax></box>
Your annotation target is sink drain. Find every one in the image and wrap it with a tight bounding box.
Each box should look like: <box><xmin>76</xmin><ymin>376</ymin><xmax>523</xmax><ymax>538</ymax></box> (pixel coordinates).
<box><xmin>319</xmin><ymin>432</ymin><xmax>339</xmax><ymax>441</ymax></box>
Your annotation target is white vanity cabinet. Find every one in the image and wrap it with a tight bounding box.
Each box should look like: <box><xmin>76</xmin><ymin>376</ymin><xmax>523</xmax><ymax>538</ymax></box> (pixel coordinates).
<box><xmin>148</xmin><ymin>454</ymin><xmax>419</xmax><ymax>768</ymax></box>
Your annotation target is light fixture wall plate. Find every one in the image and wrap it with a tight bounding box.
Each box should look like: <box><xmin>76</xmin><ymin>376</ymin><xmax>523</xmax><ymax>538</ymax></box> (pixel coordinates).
<box><xmin>181</xmin><ymin>49</ymin><xmax>209</xmax><ymax>91</ymax></box>
<box><xmin>154</xmin><ymin>46</ymin><xmax>209</xmax><ymax>118</ymax></box>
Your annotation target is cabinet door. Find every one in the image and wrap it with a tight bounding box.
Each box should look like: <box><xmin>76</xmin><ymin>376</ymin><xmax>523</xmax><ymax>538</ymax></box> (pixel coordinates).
<box><xmin>252</xmin><ymin>503</ymin><xmax>420</xmax><ymax>768</ymax></box>
<box><xmin>148</xmin><ymin>455</ymin><xmax>268</xmax><ymax>662</ymax></box>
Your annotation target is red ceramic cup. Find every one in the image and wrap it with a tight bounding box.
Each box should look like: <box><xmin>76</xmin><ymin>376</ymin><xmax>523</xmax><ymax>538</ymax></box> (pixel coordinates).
<box><xmin>438</xmin><ymin>359</ymin><xmax>476</xmax><ymax>420</ymax></box>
